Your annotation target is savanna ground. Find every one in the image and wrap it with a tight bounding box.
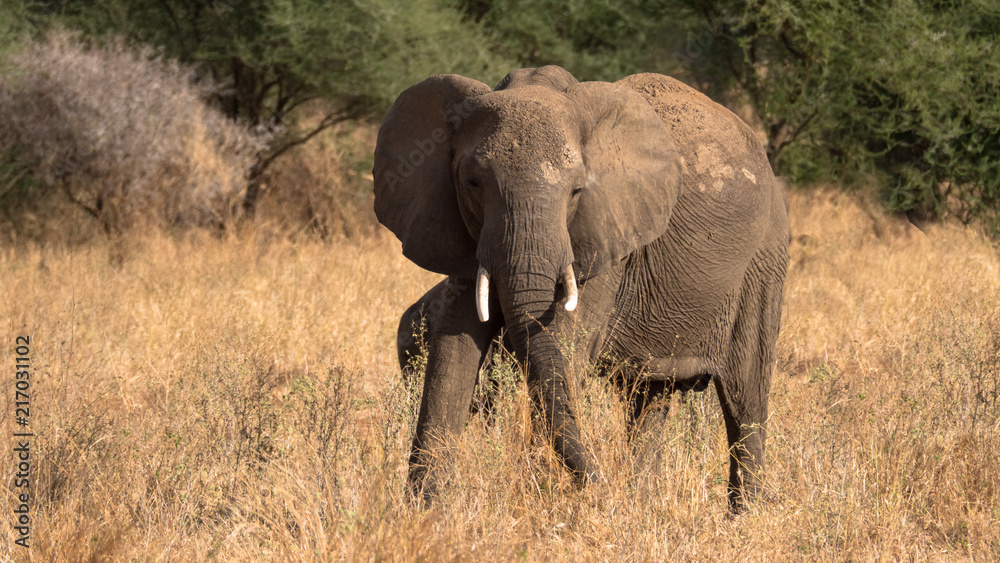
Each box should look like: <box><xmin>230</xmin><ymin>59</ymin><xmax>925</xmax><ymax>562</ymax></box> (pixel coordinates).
<box><xmin>1</xmin><ymin>181</ymin><xmax>999</xmax><ymax>560</ymax></box>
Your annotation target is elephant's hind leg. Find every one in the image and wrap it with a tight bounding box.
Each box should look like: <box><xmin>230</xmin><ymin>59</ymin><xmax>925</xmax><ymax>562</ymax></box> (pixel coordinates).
<box><xmin>716</xmin><ymin>253</ymin><xmax>786</xmax><ymax>513</ymax></box>
<box><xmin>622</xmin><ymin>356</ymin><xmax>714</xmax><ymax>479</ymax></box>
<box><xmin>625</xmin><ymin>378</ymin><xmax>672</xmax><ymax>479</ymax></box>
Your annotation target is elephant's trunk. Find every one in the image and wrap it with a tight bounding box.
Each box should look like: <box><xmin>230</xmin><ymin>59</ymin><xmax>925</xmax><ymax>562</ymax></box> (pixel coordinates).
<box><xmin>478</xmin><ymin>222</ymin><xmax>598</xmax><ymax>483</ymax></box>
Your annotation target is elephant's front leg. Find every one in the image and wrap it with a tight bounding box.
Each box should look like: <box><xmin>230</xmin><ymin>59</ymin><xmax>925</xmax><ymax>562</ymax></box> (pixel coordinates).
<box><xmin>408</xmin><ymin>276</ymin><xmax>502</xmax><ymax>497</ymax></box>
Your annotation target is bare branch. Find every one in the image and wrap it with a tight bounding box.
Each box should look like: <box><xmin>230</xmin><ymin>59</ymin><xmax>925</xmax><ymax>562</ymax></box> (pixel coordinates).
<box><xmin>256</xmin><ymin>110</ymin><xmax>350</xmax><ymax>173</ymax></box>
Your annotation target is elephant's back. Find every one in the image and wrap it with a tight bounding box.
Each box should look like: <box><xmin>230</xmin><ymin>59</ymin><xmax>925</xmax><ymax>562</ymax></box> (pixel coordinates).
<box><xmin>616</xmin><ymin>73</ymin><xmax>776</xmax><ymax>207</ymax></box>
<box><xmin>615</xmin><ymin>74</ymin><xmax>769</xmax><ymax>183</ymax></box>
<box><xmin>616</xmin><ymin>73</ymin><xmax>785</xmax><ymax>248</ymax></box>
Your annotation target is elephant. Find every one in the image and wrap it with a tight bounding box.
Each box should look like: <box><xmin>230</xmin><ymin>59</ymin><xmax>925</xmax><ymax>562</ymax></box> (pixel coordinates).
<box><xmin>374</xmin><ymin>65</ymin><xmax>789</xmax><ymax>512</ymax></box>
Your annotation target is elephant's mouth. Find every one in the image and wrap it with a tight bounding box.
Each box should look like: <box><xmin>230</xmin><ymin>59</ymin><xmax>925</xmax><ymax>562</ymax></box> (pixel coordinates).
<box><xmin>475</xmin><ymin>262</ymin><xmax>578</xmax><ymax>322</ymax></box>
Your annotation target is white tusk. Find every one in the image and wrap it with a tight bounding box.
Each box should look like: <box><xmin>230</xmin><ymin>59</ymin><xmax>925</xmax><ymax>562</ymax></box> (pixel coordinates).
<box><xmin>476</xmin><ymin>265</ymin><xmax>490</xmax><ymax>322</ymax></box>
<box><xmin>562</xmin><ymin>264</ymin><xmax>578</xmax><ymax>311</ymax></box>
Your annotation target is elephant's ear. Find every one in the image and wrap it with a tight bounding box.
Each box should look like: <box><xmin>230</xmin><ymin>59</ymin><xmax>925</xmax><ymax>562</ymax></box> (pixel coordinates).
<box><xmin>495</xmin><ymin>65</ymin><xmax>578</xmax><ymax>92</ymax></box>
<box><xmin>565</xmin><ymin>81</ymin><xmax>681</xmax><ymax>278</ymax></box>
<box><xmin>373</xmin><ymin>75</ymin><xmax>491</xmax><ymax>277</ymax></box>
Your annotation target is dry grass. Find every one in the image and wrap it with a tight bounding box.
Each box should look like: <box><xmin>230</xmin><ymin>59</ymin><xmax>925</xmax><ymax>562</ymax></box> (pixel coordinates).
<box><xmin>1</xmin><ymin>187</ymin><xmax>998</xmax><ymax>561</ymax></box>
<box><xmin>254</xmin><ymin>121</ymin><xmax>380</xmax><ymax>240</ymax></box>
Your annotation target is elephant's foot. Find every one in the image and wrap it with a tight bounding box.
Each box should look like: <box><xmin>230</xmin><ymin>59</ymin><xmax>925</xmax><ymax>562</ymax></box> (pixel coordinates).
<box><xmin>407</xmin><ymin>460</ymin><xmax>444</xmax><ymax>505</ymax></box>
<box><xmin>726</xmin><ymin>488</ymin><xmax>775</xmax><ymax>517</ymax></box>
<box><xmin>725</xmin><ymin>458</ymin><xmax>775</xmax><ymax>515</ymax></box>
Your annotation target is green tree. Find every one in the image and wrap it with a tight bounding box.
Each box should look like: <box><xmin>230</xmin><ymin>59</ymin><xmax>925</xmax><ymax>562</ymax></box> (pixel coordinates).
<box><xmin>0</xmin><ymin>1</ymin><xmax>38</xmax><ymax>221</ymax></box>
<box><xmin>0</xmin><ymin>1</ymin><xmax>29</xmax><ymax>58</ymax></box>
<box><xmin>459</xmin><ymin>0</ymin><xmax>685</xmax><ymax>81</ymax></box>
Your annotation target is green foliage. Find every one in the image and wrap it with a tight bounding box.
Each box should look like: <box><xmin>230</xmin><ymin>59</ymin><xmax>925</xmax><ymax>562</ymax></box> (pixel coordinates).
<box><xmin>469</xmin><ymin>0</ymin><xmax>1000</xmax><ymax>234</ymax></box>
<box><xmin>31</xmin><ymin>0</ymin><xmax>508</xmax><ymax>136</ymax></box>
<box><xmin>460</xmin><ymin>0</ymin><xmax>684</xmax><ymax>81</ymax></box>
<box><xmin>0</xmin><ymin>142</ymin><xmax>40</xmax><ymax>224</ymax></box>
<box><xmin>0</xmin><ymin>2</ymin><xmax>40</xmax><ymax>229</ymax></box>
<box><xmin>0</xmin><ymin>1</ymin><xmax>30</xmax><ymax>63</ymax></box>
<box><xmin>866</xmin><ymin>2</ymin><xmax>1000</xmax><ymax>229</ymax></box>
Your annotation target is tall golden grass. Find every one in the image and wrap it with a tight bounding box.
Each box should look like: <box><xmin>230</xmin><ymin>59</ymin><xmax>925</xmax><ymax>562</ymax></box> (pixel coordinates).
<box><xmin>1</xmin><ymin>187</ymin><xmax>997</xmax><ymax>560</ymax></box>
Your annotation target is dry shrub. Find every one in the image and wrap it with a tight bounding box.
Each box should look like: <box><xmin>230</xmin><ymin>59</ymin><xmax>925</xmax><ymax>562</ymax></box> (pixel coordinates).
<box><xmin>0</xmin><ymin>31</ymin><xmax>267</xmax><ymax>234</ymax></box>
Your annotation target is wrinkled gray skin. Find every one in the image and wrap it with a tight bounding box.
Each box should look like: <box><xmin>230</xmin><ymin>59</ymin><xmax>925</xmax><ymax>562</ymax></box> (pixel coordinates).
<box><xmin>375</xmin><ymin>66</ymin><xmax>789</xmax><ymax>512</ymax></box>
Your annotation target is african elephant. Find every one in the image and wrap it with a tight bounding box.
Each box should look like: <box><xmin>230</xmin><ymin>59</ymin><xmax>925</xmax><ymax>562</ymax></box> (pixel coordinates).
<box><xmin>374</xmin><ymin>65</ymin><xmax>789</xmax><ymax>512</ymax></box>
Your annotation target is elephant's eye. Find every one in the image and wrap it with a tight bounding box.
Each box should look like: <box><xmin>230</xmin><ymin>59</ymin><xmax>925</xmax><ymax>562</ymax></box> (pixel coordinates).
<box><xmin>468</xmin><ymin>178</ymin><xmax>481</xmax><ymax>189</ymax></box>
<box><xmin>571</xmin><ymin>186</ymin><xmax>584</xmax><ymax>197</ymax></box>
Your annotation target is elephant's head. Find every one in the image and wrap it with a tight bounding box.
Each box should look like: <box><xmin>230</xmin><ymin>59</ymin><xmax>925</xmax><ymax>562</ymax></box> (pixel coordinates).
<box><xmin>375</xmin><ymin>65</ymin><xmax>680</xmax><ymax>324</ymax></box>
<box><xmin>374</xmin><ymin>66</ymin><xmax>681</xmax><ymax>481</ymax></box>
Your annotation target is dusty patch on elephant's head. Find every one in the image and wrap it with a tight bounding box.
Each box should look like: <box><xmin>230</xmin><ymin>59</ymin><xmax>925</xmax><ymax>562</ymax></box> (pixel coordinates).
<box><xmin>741</xmin><ymin>168</ymin><xmax>757</xmax><ymax>184</ymax></box>
<box><xmin>562</xmin><ymin>146</ymin><xmax>582</xmax><ymax>167</ymax></box>
<box><xmin>540</xmin><ymin>160</ymin><xmax>561</xmax><ymax>185</ymax></box>
<box><xmin>539</xmin><ymin>147</ymin><xmax>582</xmax><ymax>184</ymax></box>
